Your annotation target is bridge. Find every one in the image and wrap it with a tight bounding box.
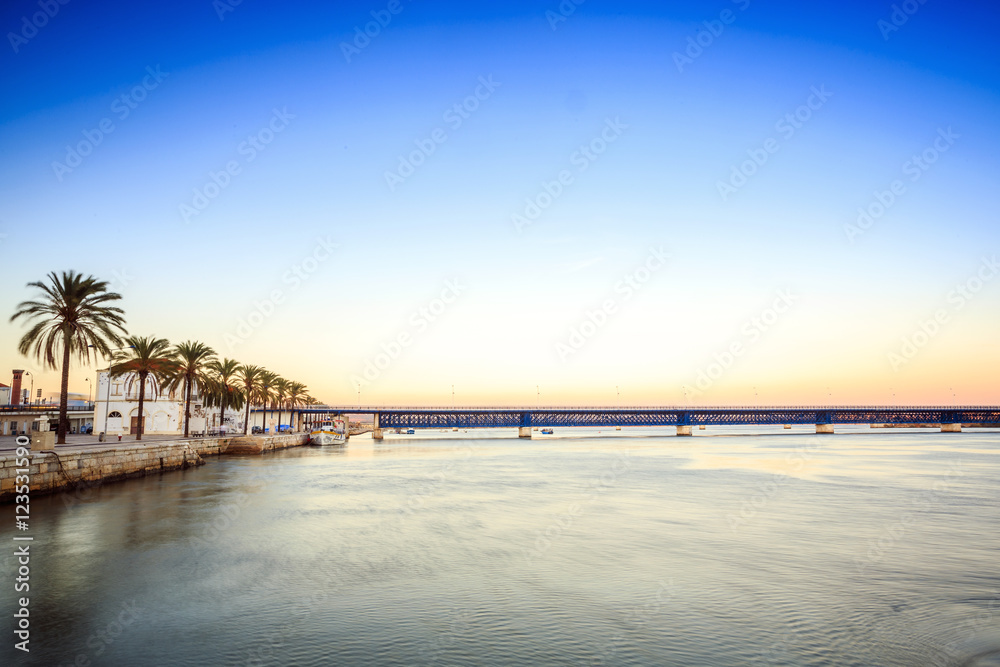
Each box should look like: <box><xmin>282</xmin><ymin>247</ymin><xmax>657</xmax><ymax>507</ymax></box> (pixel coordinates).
<box><xmin>286</xmin><ymin>405</ymin><xmax>1000</xmax><ymax>439</ymax></box>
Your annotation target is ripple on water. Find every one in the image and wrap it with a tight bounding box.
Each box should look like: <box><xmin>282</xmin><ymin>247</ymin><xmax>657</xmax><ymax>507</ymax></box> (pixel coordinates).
<box><xmin>5</xmin><ymin>429</ymin><xmax>1000</xmax><ymax>666</ymax></box>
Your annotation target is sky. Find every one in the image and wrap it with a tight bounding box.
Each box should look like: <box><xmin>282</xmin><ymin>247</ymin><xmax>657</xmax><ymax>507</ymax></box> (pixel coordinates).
<box><xmin>0</xmin><ymin>0</ymin><xmax>998</xmax><ymax>407</ymax></box>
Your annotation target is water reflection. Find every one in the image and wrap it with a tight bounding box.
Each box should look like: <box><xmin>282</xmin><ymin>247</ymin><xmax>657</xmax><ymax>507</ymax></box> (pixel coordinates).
<box><xmin>3</xmin><ymin>427</ymin><xmax>1000</xmax><ymax>666</ymax></box>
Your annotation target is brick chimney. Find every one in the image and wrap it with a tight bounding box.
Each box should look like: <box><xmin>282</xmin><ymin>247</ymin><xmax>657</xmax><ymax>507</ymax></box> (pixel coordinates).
<box><xmin>11</xmin><ymin>370</ymin><xmax>24</xmax><ymax>406</ymax></box>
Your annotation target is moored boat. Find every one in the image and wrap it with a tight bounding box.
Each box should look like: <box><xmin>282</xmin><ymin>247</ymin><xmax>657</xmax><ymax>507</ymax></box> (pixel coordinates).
<box><xmin>310</xmin><ymin>417</ymin><xmax>347</xmax><ymax>445</ymax></box>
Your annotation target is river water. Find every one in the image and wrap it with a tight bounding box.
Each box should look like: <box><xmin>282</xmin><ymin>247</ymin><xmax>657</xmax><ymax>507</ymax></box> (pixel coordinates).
<box><xmin>4</xmin><ymin>426</ymin><xmax>1000</xmax><ymax>666</ymax></box>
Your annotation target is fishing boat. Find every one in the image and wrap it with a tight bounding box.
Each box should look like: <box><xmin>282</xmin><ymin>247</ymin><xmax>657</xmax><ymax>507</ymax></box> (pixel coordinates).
<box><xmin>310</xmin><ymin>417</ymin><xmax>347</xmax><ymax>445</ymax></box>
<box><xmin>540</xmin><ymin>428</ymin><xmax>554</xmax><ymax>435</ymax></box>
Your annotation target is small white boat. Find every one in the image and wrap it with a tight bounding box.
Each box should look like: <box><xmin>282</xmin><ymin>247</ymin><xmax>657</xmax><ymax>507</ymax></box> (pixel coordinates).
<box><xmin>310</xmin><ymin>418</ymin><xmax>347</xmax><ymax>445</ymax></box>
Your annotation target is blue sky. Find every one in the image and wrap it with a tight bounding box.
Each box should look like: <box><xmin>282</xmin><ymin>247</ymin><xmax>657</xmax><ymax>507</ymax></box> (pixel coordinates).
<box><xmin>1</xmin><ymin>0</ymin><xmax>998</xmax><ymax>405</ymax></box>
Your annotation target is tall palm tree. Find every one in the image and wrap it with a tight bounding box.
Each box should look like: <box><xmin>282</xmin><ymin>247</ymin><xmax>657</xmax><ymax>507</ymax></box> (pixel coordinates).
<box><xmin>257</xmin><ymin>370</ymin><xmax>278</xmax><ymax>434</ymax></box>
<box><xmin>272</xmin><ymin>376</ymin><xmax>290</xmax><ymax>432</ymax></box>
<box><xmin>236</xmin><ymin>364</ymin><xmax>264</xmax><ymax>435</ymax></box>
<box><xmin>286</xmin><ymin>381</ymin><xmax>308</xmax><ymax>432</ymax></box>
<box><xmin>166</xmin><ymin>341</ymin><xmax>216</xmax><ymax>438</ymax></box>
<box><xmin>10</xmin><ymin>271</ymin><xmax>127</xmax><ymax>444</ymax></box>
<box><xmin>110</xmin><ymin>336</ymin><xmax>177</xmax><ymax>441</ymax></box>
<box><xmin>204</xmin><ymin>358</ymin><xmax>244</xmax><ymax>434</ymax></box>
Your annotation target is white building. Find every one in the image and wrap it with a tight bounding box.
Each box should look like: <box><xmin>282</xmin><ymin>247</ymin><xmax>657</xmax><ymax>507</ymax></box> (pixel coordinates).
<box><xmin>0</xmin><ymin>383</ymin><xmax>9</xmax><ymax>406</ymax></box>
<box><xmin>93</xmin><ymin>371</ymin><xmax>245</xmax><ymax>436</ymax></box>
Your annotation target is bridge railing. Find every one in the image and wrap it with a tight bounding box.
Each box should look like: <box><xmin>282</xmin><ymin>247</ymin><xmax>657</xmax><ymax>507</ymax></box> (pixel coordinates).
<box><xmin>292</xmin><ymin>404</ymin><xmax>1000</xmax><ymax>412</ymax></box>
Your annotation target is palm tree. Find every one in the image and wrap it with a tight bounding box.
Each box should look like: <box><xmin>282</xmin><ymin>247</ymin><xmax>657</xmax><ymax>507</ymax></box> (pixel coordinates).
<box><xmin>286</xmin><ymin>381</ymin><xmax>308</xmax><ymax>432</ymax></box>
<box><xmin>236</xmin><ymin>364</ymin><xmax>264</xmax><ymax>435</ymax></box>
<box><xmin>204</xmin><ymin>358</ymin><xmax>244</xmax><ymax>434</ymax></box>
<box><xmin>109</xmin><ymin>336</ymin><xmax>177</xmax><ymax>441</ymax></box>
<box><xmin>167</xmin><ymin>341</ymin><xmax>216</xmax><ymax>438</ymax></box>
<box><xmin>10</xmin><ymin>271</ymin><xmax>127</xmax><ymax>444</ymax></box>
<box><xmin>272</xmin><ymin>376</ymin><xmax>290</xmax><ymax>433</ymax></box>
<box><xmin>257</xmin><ymin>370</ymin><xmax>278</xmax><ymax>434</ymax></box>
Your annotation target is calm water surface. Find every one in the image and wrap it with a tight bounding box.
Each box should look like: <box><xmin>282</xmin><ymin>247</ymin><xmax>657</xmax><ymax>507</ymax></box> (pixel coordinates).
<box><xmin>4</xmin><ymin>426</ymin><xmax>1000</xmax><ymax>666</ymax></box>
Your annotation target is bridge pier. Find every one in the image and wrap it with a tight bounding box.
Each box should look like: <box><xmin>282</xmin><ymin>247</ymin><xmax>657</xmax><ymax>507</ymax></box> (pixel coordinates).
<box><xmin>373</xmin><ymin>413</ymin><xmax>383</xmax><ymax>440</ymax></box>
<box><xmin>676</xmin><ymin>425</ymin><xmax>692</xmax><ymax>436</ymax></box>
<box><xmin>816</xmin><ymin>424</ymin><xmax>834</xmax><ymax>434</ymax></box>
<box><xmin>941</xmin><ymin>423</ymin><xmax>962</xmax><ymax>432</ymax></box>
<box><xmin>518</xmin><ymin>427</ymin><xmax>532</xmax><ymax>438</ymax></box>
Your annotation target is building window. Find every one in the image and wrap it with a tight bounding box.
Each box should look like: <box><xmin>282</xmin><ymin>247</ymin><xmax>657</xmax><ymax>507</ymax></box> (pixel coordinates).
<box><xmin>108</xmin><ymin>411</ymin><xmax>122</xmax><ymax>418</ymax></box>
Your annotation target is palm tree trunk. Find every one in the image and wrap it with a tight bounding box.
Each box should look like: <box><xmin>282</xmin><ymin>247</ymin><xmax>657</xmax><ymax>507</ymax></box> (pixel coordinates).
<box><xmin>57</xmin><ymin>336</ymin><xmax>72</xmax><ymax>444</ymax></box>
<box><xmin>277</xmin><ymin>404</ymin><xmax>282</xmax><ymax>433</ymax></box>
<box><xmin>183</xmin><ymin>376</ymin><xmax>192</xmax><ymax>438</ymax></box>
<box><xmin>244</xmin><ymin>393</ymin><xmax>251</xmax><ymax>436</ymax></box>
<box><xmin>136</xmin><ymin>372</ymin><xmax>146</xmax><ymax>441</ymax></box>
<box><xmin>220</xmin><ymin>394</ymin><xmax>225</xmax><ymax>434</ymax></box>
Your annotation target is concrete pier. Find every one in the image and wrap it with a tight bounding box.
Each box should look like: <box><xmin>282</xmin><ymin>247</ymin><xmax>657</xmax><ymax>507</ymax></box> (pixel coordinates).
<box><xmin>940</xmin><ymin>423</ymin><xmax>962</xmax><ymax>432</ymax></box>
<box><xmin>372</xmin><ymin>428</ymin><xmax>384</xmax><ymax>440</ymax></box>
<box><xmin>816</xmin><ymin>424</ymin><xmax>834</xmax><ymax>434</ymax></box>
<box><xmin>676</xmin><ymin>425</ymin><xmax>692</xmax><ymax>436</ymax></box>
<box><xmin>518</xmin><ymin>427</ymin><xmax>532</xmax><ymax>438</ymax></box>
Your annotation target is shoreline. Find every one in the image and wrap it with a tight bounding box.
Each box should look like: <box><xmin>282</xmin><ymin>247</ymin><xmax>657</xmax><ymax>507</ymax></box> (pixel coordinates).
<box><xmin>0</xmin><ymin>433</ymin><xmax>310</xmax><ymax>503</ymax></box>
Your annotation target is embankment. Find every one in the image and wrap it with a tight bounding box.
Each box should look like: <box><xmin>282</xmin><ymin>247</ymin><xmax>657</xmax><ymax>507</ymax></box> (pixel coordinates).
<box><xmin>0</xmin><ymin>433</ymin><xmax>309</xmax><ymax>502</ymax></box>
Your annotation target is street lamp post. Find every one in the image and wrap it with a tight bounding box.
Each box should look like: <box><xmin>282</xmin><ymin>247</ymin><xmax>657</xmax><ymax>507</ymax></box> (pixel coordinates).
<box><xmin>85</xmin><ymin>377</ymin><xmax>92</xmax><ymax>404</ymax></box>
<box><xmin>262</xmin><ymin>384</ymin><xmax>269</xmax><ymax>434</ymax></box>
<box><xmin>24</xmin><ymin>371</ymin><xmax>33</xmax><ymax>407</ymax></box>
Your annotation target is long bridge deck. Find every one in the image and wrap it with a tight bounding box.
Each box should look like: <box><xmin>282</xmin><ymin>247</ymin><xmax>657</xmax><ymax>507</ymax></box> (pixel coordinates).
<box><xmin>279</xmin><ymin>406</ymin><xmax>1000</xmax><ymax>437</ymax></box>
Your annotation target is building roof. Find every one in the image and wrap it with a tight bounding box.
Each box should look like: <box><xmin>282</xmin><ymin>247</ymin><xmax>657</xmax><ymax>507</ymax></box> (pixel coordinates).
<box><xmin>0</xmin><ymin>383</ymin><xmax>8</xmax><ymax>388</ymax></box>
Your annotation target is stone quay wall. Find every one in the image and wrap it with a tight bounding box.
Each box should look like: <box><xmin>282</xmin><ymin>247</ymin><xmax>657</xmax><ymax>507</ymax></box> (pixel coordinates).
<box><xmin>0</xmin><ymin>433</ymin><xmax>310</xmax><ymax>502</ymax></box>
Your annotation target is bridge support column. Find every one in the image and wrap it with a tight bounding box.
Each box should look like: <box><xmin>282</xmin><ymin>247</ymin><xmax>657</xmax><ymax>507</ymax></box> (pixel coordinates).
<box><xmin>373</xmin><ymin>428</ymin><xmax>383</xmax><ymax>440</ymax></box>
<box><xmin>373</xmin><ymin>412</ymin><xmax>383</xmax><ymax>440</ymax></box>
<box><xmin>816</xmin><ymin>424</ymin><xmax>834</xmax><ymax>434</ymax></box>
<box><xmin>941</xmin><ymin>423</ymin><xmax>962</xmax><ymax>432</ymax></box>
<box><xmin>676</xmin><ymin>425</ymin><xmax>692</xmax><ymax>436</ymax></box>
<box><xmin>518</xmin><ymin>427</ymin><xmax>532</xmax><ymax>438</ymax></box>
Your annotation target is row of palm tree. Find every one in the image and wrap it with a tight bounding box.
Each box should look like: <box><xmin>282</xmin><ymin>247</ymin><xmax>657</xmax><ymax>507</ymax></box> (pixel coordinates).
<box><xmin>10</xmin><ymin>270</ymin><xmax>317</xmax><ymax>443</ymax></box>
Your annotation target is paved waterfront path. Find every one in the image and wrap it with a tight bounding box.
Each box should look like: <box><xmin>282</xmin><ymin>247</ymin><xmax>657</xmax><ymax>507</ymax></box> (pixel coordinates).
<box><xmin>0</xmin><ymin>433</ymin><xmax>305</xmax><ymax>452</ymax></box>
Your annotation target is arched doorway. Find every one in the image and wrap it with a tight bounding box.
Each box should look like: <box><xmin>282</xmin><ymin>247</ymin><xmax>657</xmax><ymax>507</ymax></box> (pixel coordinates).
<box><xmin>107</xmin><ymin>411</ymin><xmax>122</xmax><ymax>433</ymax></box>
